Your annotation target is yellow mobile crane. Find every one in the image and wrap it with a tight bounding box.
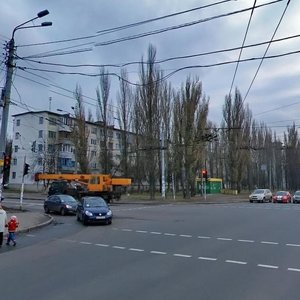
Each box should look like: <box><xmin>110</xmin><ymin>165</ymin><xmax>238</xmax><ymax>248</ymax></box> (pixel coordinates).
<box><xmin>35</xmin><ymin>173</ymin><xmax>132</xmax><ymax>202</ymax></box>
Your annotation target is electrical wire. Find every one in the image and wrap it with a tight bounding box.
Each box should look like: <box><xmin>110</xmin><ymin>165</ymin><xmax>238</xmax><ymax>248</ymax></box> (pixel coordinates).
<box><xmin>243</xmin><ymin>0</ymin><xmax>291</xmax><ymax>102</ymax></box>
<box><xmin>228</xmin><ymin>0</ymin><xmax>257</xmax><ymax>96</ymax></box>
<box><xmin>18</xmin><ymin>0</ymin><xmax>234</xmax><ymax>48</ymax></box>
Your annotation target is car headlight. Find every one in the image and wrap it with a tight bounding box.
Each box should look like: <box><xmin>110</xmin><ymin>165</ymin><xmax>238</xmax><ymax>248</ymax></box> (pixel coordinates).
<box><xmin>66</xmin><ymin>205</ymin><xmax>72</xmax><ymax>209</ymax></box>
<box><xmin>85</xmin><ymin>211</ymin><xmax>93</xmax><ymax>216</ymax></box>
<box><xmin>107</xmin><ymin>210</ymin><xmax>112</xmax><ymax>216</ymax></box>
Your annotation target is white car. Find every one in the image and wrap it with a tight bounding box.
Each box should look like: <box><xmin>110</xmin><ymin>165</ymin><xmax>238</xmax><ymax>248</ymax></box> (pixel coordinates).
<box><xmin>249</xmin><ymin>189</ymin><xmax>272</xmax><ymax>203</ymax></box>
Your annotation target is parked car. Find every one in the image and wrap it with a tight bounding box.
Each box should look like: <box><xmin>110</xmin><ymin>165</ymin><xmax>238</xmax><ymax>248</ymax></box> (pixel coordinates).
<box><xmin>48</xmin><ymin>180</ymin><xmax>87</xmax><ymax>198</ymax></box>
<box><xmin>77</xmin><ymin>196</ymin><xmax>112</xmax><ymax>225</ymax></box>
<box><xmin>44</xmin><ymin>194</ymin><xmax>79</xmax><ymax>215</ymax></box>
<box><xmin>273</xmin><ymin>191</ymin><xmax>292</xmax><ymax>203</ymax></box>
<box><xmin>249</xmin><ymin>189</ymin><xmax>272</xmax><ymax>203</ymax></box>
<box><xmin>293</xmin><ymin>191</ymin><xmax>300</xmax><ymax>203</ymax></box>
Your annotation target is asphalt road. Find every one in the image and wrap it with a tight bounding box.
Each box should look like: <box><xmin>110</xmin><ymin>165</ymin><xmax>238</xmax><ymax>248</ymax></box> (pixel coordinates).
<box><xmin>1</xmin><ymin>202</ymin><xmax>300</xmax><ymax>300</ymax></box>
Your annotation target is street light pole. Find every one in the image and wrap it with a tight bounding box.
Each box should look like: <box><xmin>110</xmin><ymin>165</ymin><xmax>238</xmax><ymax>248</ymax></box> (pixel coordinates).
<box><xmin>0</xmin><ymin>10</ymin><xmax>52</xmax><ymax>200</ymax></box>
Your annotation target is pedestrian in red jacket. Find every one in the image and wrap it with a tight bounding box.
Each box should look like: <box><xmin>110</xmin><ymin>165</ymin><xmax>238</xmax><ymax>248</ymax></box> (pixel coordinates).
<box><xmin>6</xmin><ymin>215</ymin><xmax>19</xmax><ymax>246</ymax></box>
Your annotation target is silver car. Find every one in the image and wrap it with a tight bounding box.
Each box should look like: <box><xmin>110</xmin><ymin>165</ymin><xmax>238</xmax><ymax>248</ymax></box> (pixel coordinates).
<box><xmin>249</xmin><ymin>189</ymin><xmax>272</xmax><ymax>203</ymax></box>
<box><xmin>293</xmin><ymin>191</ymin><xmax>300</xmax><ymax>203</ymax></box>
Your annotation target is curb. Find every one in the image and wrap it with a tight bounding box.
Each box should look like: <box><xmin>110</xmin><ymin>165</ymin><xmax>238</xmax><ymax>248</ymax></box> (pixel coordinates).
<box><xmin>17</xmin><ymin>214</ymin><xmax>54</xmax><ymax>234</ymax></box>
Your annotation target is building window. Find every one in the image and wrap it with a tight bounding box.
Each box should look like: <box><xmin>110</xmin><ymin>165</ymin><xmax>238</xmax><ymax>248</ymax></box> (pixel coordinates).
<box><xmin>48</xmin><ymin>117</ymin><xmax>56</xmax><ymax>125</ymax></box>
<box><xmin>38</xmin><ymin>130</ymin><xmax>43</xmax><ymax>138</ymax></box>
<box><xmin>91</xmin><ymin>139</ymin><xmax>97</xmax><ymax>145</ymax></box>
<box><xmin>48</xmin><ymin>131</ymin><xmax>56</xmax><ymax>139</ymax></box>
<box><xmin>91</xmin><ymin>150</ymin><xmax>96</xmax><ymax>157</ymax></box>
<box><xmin>38</xmin><ymin>144</ymin><xmax>43</xmax><ymax>152</ymax></box>
<box><xmin>91</xmin><ymin>127</ymin><xmax>97</xmax><ymax>134</ymax></box>
<box><xmin>13</xmin><ymin>158</ymin><xmax>17</xmax><ymax>165</ymax></box>
<box><xmin>108</xmin><ymin>142</ymin><xmax>113</xmax><ymax>150</ymax></box>
<box><xmin>38</xmin><ymin>158</ymin><xmax>43</xmax><ymax>166</ymax></box>
<box><xmin>14</xmin><ymin>145</ymin><xmax>18</xmax><ymax>153</ymax></box>
<box><xmin>39</xmin><ymin>117</ymin><xmax>44</xmax><ymax>124</ymax></box>
<box><xmin>12</xmin><ymin>172</ymin><xmax>16</xmax><ymax>179</ymax></box>
<box><xmin>15</xmin><ymin>132</ymin><xmax>20</xmax><ymax>140</ymax></box>
<box><xmin>16</xmin><ymin>119</ymin><xmax>20</xmax><ymax>126</ymax></box>
<box><xmin>48</xmin><ymin>144</ymin><xmax>55</xmax><ymax>153</ymax></box>
<box><xmin>116</xmin><ymin>132</ymin><xmax>121</xmax><ymax>140</ymax></box>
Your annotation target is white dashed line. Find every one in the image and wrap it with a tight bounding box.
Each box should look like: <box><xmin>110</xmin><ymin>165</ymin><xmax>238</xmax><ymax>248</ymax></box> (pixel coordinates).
<box><xmin>173</xmin><ymin>254</ymin><xmax>192</xmax><ymax>258</ymax></box>
<box><xmin>122</xmin><ymin>229</ymin><xmax>133</xmax><ymax>232</ymax></box>
<box><xmin>258</xmin><ymin>264</ymin><xmax>278</xmax><ymax>269</ymax></box>
<box><xmin>164</xmin><ymin>233</ymin><xmax>176</xmax><ymax>236</ymax></box>
<box><xmin>238</xmin><ymin>239</ymin><xmax>254</xmax><ymax>243</ymax></box>
<box><xmin>198</xmin><ymin>256</ymin><xmax>217</xmax><ymax>261</ymax></box>
<box><xmin>261</xmin><ymin>241</ymin><xmax>279</xmax><ymax>245</ymax></box>
<box><xmin>129</xmin><ymin>248</ymin><xmax>144</xmax><ymax>252</ymax></box>
<box><xmin>286</xmin><ymin>243</ymin><xmax>300</xmax><ymax>247</ymax></box>
<box><xmin>151</xmin><ymin>251</ymin><xmax>167</xmax><ymax>255</ymax></box>
<box><xmin>80</xmin><ymin>241</ymin><xmax>92</xmax><ymax>245</ymax></box>
<box><xmin>113</xmin><ymin>246</ymin><xmax>126</xmax><ymax>250</ymax></box>
<box><xmin>150</xmin><ymin>232</ymin><xmax>162</xmax><ymax>235</ymax></box>
<box><xmin>26</xmin><ymin>234</ymin><xmax>36</xmax><ymax>237</ymax></box>
<box><xmin>217</xmin><ymin>237</ymin><xmax>232</xmax><ymax>241</ymax></box>
<box><xmin>95</xmin><ymin>243</ymin><xmax>109</xmax><ymax>247</ymax></box>
<box><xmin>197</xmin><ymin>236</ymin><xmax>211</xmax><ymax>239</ymax></box>
<box><xmin>288</xmin><ymin>268</ymin><xmax>300</xmax><ymax>272</ymax></box>
<box><xmin>136</xmin><ymin>230</ymin><xmax>148</xmax><ymax>233</ymax></box>
<box><xmin>226</xmin><ymin>260</ymin><xmax>247</xmax><ymax>265</ymax></box>
<box><xmin>180</xmin><ymin>234</ymin><xmax>192</xmax><ymax>238</ymax></box>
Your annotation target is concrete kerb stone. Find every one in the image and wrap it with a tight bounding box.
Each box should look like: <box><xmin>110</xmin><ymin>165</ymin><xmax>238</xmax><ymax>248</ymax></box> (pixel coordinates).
<box><xmin>17</xmin><ymin>214</ymin><xmax>54</xmax><ymax>234</ymax></box>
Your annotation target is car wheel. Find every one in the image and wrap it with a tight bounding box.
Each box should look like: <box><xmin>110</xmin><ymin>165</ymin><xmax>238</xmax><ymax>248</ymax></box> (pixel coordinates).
<box><xmin>44</xmin><ymin>206</ymin><xmax>50</xmax><ymax>214</ymax></box>
<box><xmin>60</xmin><ymin>208</ymin><xmax>66</xmax><ymax>216</ymax></box>
<box><xmin>83</xmin><ymin>218</ymin><xmax>88</xmax><ymax>226</ymax></box>
<box><xmin>250</xmin><ymin>200</ymin><xmax>253</xmax><ymax>203</ymax></box>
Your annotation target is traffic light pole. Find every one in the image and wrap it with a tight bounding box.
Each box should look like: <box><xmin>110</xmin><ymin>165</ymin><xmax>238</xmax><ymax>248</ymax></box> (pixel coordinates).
<box><xmin>20</xmin><ymin>155</ymin><xmax>26</xmax><ymax>210</ymax></box>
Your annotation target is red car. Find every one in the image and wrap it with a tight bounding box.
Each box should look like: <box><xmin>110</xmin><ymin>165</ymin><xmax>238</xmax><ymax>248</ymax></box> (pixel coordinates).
<box><xmin>273</xmin><ymin>191</ymin><xmax>292</xmax><ymax>203</ymax></box>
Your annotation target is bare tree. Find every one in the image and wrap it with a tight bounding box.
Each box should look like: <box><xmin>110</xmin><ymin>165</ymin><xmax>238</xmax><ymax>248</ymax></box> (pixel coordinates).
<box><xmin>96</xmin><ymin>67</ymin><xmax>113</xmax><ymax>174</ymax></box>
<box><xmin>71</xmin><ymin>85</ymin><xmax>90</xmax><ymax>173</ymax></box>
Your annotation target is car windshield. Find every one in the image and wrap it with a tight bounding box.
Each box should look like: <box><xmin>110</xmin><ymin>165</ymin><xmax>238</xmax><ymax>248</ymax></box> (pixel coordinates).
<box><xmin>84</xmin><ymin>198</ymin><xmax>107</xmax><ymax>208</ymax></box>
<box><xmin>295</xmin><ymin>191</ymin><xmax>300</xmax><ymax>195</ymax></box>
<box><xmin>59</xmin><ymin>195</ymin><xmax>77</xmax><ymax>204</ymax></box>
<box><xmin>276</xmin><ymin>191</ymin><xmax>287</xmax><ymax>196</ymax></box>
<box><xmin>253</xmin><ymin>189</ymin><xmax>265</xmax><ymax>194</ymax></box>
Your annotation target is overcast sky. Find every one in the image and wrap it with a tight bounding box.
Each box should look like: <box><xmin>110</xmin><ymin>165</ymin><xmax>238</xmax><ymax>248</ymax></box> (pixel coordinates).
<box><xmin>1</xmin><ymin>0</ymin><xmax>299</xmax><ymax>139</ymax></box>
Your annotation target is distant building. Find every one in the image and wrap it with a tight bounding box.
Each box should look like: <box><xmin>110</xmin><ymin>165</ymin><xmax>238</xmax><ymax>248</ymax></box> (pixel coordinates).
<box><xmin>9</xmin><ymin>110</ymin><xmax>132</xmax><ymax>190</ymax></box>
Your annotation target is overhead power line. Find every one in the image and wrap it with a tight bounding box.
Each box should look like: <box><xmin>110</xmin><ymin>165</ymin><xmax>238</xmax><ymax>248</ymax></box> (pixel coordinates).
<box><xmin>17</xmin><ymin>0</ymin><xmax>234</xmax><ymax>48</ymax></box>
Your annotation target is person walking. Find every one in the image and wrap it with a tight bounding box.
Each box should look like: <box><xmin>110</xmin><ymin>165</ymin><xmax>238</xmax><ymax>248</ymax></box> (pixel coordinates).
<box><xmin>6</xmin><ymin>215</ymin><xmax>19</xmax><ymax>246</ymax></box>
<box><xmin>0</xmin><ymin>204</ymin><xmax>7</xmax><ymax>247</ymax></box>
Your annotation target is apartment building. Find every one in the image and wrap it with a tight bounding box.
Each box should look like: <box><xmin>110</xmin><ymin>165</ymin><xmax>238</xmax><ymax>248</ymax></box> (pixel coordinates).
<box><xmin>9</xmin><ymin>110</ymin><xmax>128</xmax><ymax>189</ymax></box>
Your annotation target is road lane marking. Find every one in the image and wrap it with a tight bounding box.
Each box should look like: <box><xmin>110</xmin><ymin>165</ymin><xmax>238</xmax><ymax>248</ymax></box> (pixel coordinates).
<box><xmin>95</xmin><ymin>243</ymin><xmax>109</xmax><ymax>247</ymax></box>
<box><xmin>151</xmin><ymin>251</ymin><xmax>167</xmax><ymax>255</ymax></box>
<box><xmin>238</xmin><ymin>239</ymin><xmax>254</xmax><ymax>243</ymax></box>
<box><xmin>136</xmin><ymin>230</ymin><xmax>148</xmax><ymax>233</ymax></box>
<box><xmin>217</xmin><ymin>237</ymin><xmax>232</xmax><ymax>241</ymax></box>
<box><xmin>286</xmin><ymin>243</ymin><xmax>300</xmax><ymax>247</ymax></box>
<box><xmin>173</xmin><ymin>254</ymin><xmax>192</xmax><ymax>258</ymax></box>
<box><xmin>258</xmin><ymin>264</ymin><xmax>278</xmax><ymax>269</ymax></box>
<box><xmin>26</xmin><ymin>234</ymin><xmax>36</xmax><ymax>237</ymax></box>
<box><xmin>80</xmin><ymin>241</ymin><xmax>92</xmax><ymax>245</ymax></box>
<box><xmin>226</xmin><ymin>260</ymin><xmax>247</xmax><ymax>265</ymax></box>
<box><xmin>129</xmin><ymin>248</ymin><xmax>144</xmax><ymax>252</ymax></box>
<box><xmin>198</xmin><ymin>257</ymin><xmax>217</xmax><ymax>261</ymax></box>
<box><xmin>150</xmin><ymin>231</ymin><xmax>162</xmax><ymax>235</ymax></box>
<box><xmin>113</xmin><ymin>246</ymin><xmax>126</xmax><ymax>249</ymax></box>
<box><xmin>122</xmin><ymin>229</ymin><xmax>133</xmax><ymax>232</ymax></box>
<box><xmin>261</xmin><ymin>241</ymin><xmax>279</xmax><ymax>245</ymax></box>
<box><xmin>197</xmin><ymin>236</ymin><xmax>211</xmax><ymax>239</ymax></box>
<box><xmin>164</xmin><ymin>233</ymin><xmax>176</xmax><ymax>236</ymax></box>
<box><xmin>288</xmin><ymin>268</ymin><xmax>300</xmax><ymax>272</ymax></box>
<box><xmin>180</xmin><ymin>234</ymin><xmax>192</xmax><ymax>238</ymax></box>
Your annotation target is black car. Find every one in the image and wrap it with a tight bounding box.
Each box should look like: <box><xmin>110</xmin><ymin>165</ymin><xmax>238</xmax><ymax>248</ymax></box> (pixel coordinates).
<box><xmin>77</xmin><ymin>196</ymin><xmax>112</xmax><ymax>225</ymax></box>
<box><xmin>44</xmin><ymin>194</ymin><xmax>78</xmax><ymax>215</ymax></box>
<box><xmin>48</xmin><ymin>180</ymin><xmax>86</xmax><ymax>198</ymax></box>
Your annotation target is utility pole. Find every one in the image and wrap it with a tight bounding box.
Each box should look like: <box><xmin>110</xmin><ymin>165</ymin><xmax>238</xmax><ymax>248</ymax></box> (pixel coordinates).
<box><xmin>161</xmin><ymin>124</ymin><xmax>166</xmax><ymax>199</ymax></box>
<box><xmin>0</xmin><ymin>10</ymin><xmax>51</xmax><ymax>201</ymax></box>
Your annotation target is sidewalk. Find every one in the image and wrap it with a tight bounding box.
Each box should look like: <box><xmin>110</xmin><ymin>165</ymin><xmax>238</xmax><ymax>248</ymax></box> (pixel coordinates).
<box><xmin>1</xmin><ymin>191</ymin><xmax>249</xmax><ymax>234</ymax></box>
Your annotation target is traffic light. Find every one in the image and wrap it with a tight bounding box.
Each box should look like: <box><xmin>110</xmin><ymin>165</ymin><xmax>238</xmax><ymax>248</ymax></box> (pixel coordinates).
<box><xmin>23</xmin><ymin>163</ymin><xmax>30</xmax><ymax>176</ymax></box>
<box><xmin>202</xmin><ymin>169</ymin><xmax>208</xmax><ymax>180</ymax></box>
<box><xmin>3</xmin><ymin>155</ymin><xmax>11</xmax><ymax>170</ymax></box>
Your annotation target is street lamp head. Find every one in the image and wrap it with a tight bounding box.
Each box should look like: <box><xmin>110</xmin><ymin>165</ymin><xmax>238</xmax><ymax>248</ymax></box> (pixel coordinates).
<box><xmin>37</xmin><ymin>10</ymin><xmax>49</xmax><ymax>18</ymax></box>
<box><xmin>41</xmin><ymin>22</ymin><xmax>52</xmax><ymax>27</ymax></box>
